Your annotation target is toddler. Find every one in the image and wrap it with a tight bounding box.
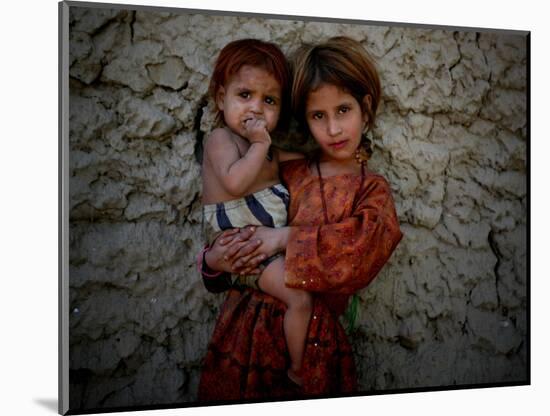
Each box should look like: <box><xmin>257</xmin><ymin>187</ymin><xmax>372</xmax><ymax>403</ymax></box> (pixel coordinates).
<box><xmin>201</xmin><ymin>39</ymin><xmax>311</xmax><ymax>386</ymax></box>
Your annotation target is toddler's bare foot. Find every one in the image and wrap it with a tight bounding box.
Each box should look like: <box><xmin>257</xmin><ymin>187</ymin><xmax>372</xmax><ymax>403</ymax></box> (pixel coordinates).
<box><xmin>287</xmin><ymin>368</ymin><xmax>303</xmax><ymax>386</ymax></box>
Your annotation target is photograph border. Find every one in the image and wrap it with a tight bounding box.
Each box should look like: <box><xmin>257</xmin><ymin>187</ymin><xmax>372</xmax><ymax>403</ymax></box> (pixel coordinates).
<box><xmin>59</xmin><ymin>1</ymin><xmax>530</xmax><ymax>414</ymax></box>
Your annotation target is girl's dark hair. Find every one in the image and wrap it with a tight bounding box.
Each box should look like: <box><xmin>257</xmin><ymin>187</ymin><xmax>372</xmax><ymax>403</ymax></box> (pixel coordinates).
<box><xmin>209</xmin><ymin>38</ymin><xmax>291</xmax><ymax>129</ymax></box>
<box><xmin>291</xmin><ymin>36</ymin><xmax>381</xmax><ymax>134</ymax></box>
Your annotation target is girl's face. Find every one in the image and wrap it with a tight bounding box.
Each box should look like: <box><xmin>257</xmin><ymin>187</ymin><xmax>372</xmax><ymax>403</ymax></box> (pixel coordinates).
<box><xmin>216</xmin><ymin>65</ymin><xmax>282</xmax><ymax>138</ymax></box>
<box><xmin>305</xmin><ymin>83</ymin><xmax>370</xmax><ymax>164</ymax></box>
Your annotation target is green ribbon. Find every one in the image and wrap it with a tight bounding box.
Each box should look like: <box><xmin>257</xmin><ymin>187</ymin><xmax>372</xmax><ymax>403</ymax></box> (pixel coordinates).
<box><xmin>344</xmin><ymin>294</ymin><xmax>359</xmax><ymax>334</ymax></box>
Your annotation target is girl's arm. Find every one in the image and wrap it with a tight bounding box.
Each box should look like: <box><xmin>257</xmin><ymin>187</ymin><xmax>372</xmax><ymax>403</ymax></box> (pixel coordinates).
<box><xmin>204</xmin><ymin>227</ymin><xmax>264</xmax><ymax>273</ymax></box>
<box><xmin>199</xmin><ymin>227</ymin><xmax>265</xmax><ymax>292</ymax></box>
<box><xmin>229</xmin><ymin>177</ymin><xmax>402</xmax><ymax>293</ymax></box>
<box><xmin>228</xmin><ymin>226</ymin><xmax>292</xmax><ymax>272</ymax></box>
<box><xmin>284</xmin><ymin>176</ymin><xmax>403</xmax><ymax>295</ymax></box>
<box><xmin>274</xmin><ymin>147</ymin><xmax>304</xmax><ymax>163</ymax></box>
<box><xmin>205</xmin><ymin>126</ymin><xmax>270</xmax><ymax>197</ymax></box>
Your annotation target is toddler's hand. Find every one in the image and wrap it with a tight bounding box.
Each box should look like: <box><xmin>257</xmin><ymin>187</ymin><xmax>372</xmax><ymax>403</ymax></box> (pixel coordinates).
<box><xmin>243</xmin><ymin>117</ymin><xmax>271</xmax><ymax>146</ymax></box>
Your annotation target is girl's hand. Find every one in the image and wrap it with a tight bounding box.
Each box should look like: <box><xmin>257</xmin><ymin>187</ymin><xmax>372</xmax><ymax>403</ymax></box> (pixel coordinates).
<box><xmin>231</xmin><ymin>226</ymin><xmax>291</xmax><ymax>274</ymax></box>
<box><xmin>206</xmin><ymin>227</ymin><xmax>264</xmax><ymax>274</ymax></box>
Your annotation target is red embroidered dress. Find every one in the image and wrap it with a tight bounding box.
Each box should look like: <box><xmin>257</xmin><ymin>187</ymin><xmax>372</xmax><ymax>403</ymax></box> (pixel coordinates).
<box><xmin>198</xmin><ymin>158</ymin><xmax>403</xmax><ymax>402</ymax></box>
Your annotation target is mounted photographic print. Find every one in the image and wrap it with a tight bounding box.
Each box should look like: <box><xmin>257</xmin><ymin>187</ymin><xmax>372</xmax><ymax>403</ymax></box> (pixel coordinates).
<box><xmin>59</xmin><ymin>1</ymin><xmax>529</xmax><ymax>414</ymax></box>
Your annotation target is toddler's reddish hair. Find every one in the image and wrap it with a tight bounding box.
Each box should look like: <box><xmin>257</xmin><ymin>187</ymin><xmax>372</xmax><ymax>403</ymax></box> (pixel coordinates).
<box><xmin>209</xmin><ymin>39</ymin><xmax>291</xmax><ymax>128</ymax></box>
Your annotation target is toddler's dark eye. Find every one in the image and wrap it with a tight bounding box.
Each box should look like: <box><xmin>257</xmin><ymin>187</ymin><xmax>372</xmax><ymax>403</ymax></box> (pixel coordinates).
<box><xmin>239</xmin><ymin>92</ymin><xmax>250</xmax><ymax>99</ymax></box>
<box><xmin>339</xmin><ymin>106</ymin><xmax>350</xmax><ymax>114</ymax></box>
<box><xmin>265</xmin><ymin>97</ymin><xmax>276</xmax><ymax>105</ymax></box>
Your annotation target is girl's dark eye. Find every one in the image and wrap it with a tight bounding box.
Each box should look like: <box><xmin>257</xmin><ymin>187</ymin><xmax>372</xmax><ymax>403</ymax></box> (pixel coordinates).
<box><xmin>265</xmin><ymin>97</ymin><xmax>276</xmax><ymax>105</ymax></box>
<box><xmin>239</xmin><ymin>92</ymin><xmax>250</xmax><ymax>99</ymax></box>
<box><xmin>312</xmin><ymin>112</ymin><xmax>323</xmax><ymax>120</ymax></box>
<box><xmin>339</xmin><ymin>106</ymin><xmax>350</xmax><ymax>114</ymax></box>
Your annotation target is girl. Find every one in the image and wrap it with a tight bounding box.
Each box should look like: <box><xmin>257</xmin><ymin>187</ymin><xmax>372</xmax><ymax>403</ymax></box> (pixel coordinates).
<box><xmin>199</xmin><ymin>36</ymin><xmax>403</xmax><ymax>399</ymax></box>
<box><xmin>200</xmin><ymin>38</ymin><xmax>312</xmax><ymax>386</ymax></box>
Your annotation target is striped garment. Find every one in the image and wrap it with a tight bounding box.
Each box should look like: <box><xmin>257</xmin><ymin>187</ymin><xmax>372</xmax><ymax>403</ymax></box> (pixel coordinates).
<box><xmin>203</xmin><ymin>183</ymin><xmax>289</xmax><ymax>237</ymax></box>
<box><xmin>202</xmin><ymin>183</ymin><xmax>289</xmax><ymax>289</ymax></box>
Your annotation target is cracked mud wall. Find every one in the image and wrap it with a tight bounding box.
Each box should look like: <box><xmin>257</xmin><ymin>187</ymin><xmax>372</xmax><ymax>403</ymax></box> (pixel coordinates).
<box><xmin>67</xmin><ymin>5</ymin><xmax>528</xmax><ymax>410</ymax></box>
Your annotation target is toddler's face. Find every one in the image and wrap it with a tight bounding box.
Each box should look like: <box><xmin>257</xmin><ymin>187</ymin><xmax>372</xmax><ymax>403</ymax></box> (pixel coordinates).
<box><xmin>216</xmin><ymin>65</ymin><xmax>282</xmax><ymax>139</ymax></box>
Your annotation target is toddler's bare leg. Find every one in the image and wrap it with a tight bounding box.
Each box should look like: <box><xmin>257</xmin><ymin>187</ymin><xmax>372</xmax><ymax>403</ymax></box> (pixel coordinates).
<box><xmin>258</xmin><ymin>257</ymin><xmax>312</xmax><ymax>382</ymax></box>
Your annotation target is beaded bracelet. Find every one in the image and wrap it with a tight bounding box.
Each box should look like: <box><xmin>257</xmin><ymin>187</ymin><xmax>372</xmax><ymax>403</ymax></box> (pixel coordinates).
<box><xmin>196</xmin><ymin>245</ymin><xmax>223</xmax><ymax>278</ymax></box>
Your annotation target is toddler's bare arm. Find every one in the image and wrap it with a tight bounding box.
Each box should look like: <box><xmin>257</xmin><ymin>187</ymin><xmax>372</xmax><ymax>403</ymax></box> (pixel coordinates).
<box><xmin>204</xmin><ymin>127</ymin><xmax>270</xmax><ymax>197</ymax></box>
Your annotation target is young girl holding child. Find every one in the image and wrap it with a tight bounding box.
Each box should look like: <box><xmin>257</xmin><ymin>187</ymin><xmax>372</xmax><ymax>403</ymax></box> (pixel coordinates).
<box><xmin>199</xmin><ymin>36</ymin><xmax>403</xmax><ymax>399</ymax></box>
<box><xmin>200</xmin><ymin>38</ymin><xmax>311</xmax><ymax>385</ymax></box>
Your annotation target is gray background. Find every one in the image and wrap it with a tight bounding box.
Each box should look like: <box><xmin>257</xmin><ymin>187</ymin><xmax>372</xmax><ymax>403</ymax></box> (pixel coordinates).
<box><xmin>67</xmin><ymin>4</ymin><xmax>527</xmax><ymax>411</ymax></box>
